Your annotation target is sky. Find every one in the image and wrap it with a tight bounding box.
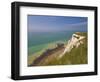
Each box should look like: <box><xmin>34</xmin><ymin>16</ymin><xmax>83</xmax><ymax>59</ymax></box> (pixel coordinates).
<box><xmin>28</xmin><ymin>15</ymin><xmax>87</xmax><ymax>32</ymax></box>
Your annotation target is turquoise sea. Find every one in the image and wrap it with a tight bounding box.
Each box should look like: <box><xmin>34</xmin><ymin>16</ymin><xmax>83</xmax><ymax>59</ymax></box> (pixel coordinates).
<box><xmin>28</xmin><ymin>31</ymin><xmax>75</xmax><ymax>56</ymax></box>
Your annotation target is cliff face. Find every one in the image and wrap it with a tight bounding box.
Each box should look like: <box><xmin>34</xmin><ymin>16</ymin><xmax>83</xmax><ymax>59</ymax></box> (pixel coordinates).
<box><xmin>59</xmin><ymin>33</ymin><xmax>85</xmax><ymax>58</ymax></box>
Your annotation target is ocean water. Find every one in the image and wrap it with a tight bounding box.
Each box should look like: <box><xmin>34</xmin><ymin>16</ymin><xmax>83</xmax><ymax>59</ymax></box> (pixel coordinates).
<box><xmin>28</xmin><ymin>31</ymin><xmax>75</xmax><ymax>55</ymax></box>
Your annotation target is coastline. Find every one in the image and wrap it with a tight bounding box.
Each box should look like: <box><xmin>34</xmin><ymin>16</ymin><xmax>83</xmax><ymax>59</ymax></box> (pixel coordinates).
<box><xmin>28</xmin><ymin>32</ymin><xmax>87</xmax><ymax>66</ymax></box>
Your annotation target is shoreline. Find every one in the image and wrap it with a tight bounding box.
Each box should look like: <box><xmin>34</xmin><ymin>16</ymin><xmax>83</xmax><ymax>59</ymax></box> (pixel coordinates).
<box><xmin>28</xmin><ymin>40</ymin><xmax>67</xmax><ymax>65</ymax></box>
<box><xmin>28</xmin><ymin>40</ymin><xmax>67</xmax><ymax>55</ymax></box>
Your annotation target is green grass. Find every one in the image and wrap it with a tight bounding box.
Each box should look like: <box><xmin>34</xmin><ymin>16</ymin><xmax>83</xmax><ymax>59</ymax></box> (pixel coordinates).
<box><xmin>46</xmin><ymin>44</ymin><xmax>87</xmax><ymax>65</ymax></box>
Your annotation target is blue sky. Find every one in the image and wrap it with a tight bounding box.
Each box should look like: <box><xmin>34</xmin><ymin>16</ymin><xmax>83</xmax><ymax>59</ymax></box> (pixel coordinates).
<box><xmin>28</xmin><ymin>15</ymin><xmax>87</xmax><ymax>32</ymax></box>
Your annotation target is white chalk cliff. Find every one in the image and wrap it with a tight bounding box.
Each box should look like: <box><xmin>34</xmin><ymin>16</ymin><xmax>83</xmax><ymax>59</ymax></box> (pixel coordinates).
<box><xmin>59</xmin><ymin>33</ymin><xmax>85</xmax><ymax>58</ymax></box>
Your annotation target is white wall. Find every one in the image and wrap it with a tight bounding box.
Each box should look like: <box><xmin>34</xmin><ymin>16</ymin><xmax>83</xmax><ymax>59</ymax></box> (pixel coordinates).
<box><xmin>0</xmin><ymin>0</ymin><xmax>99</xmax><ymax>82</ymax></box>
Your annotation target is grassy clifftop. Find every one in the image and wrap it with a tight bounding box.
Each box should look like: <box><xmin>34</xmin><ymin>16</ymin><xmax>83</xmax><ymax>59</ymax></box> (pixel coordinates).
<box><xmin>29</xmin><ymin>32</ymin><xmax>88</xmax><ymax>66</ymax></box>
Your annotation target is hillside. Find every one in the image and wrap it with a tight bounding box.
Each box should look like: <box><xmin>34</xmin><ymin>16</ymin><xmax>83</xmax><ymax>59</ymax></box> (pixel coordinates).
<box><xmin>29</xmin><ymin>32</ymin><xmax>88</xmax><ymax>66</ymax></box>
